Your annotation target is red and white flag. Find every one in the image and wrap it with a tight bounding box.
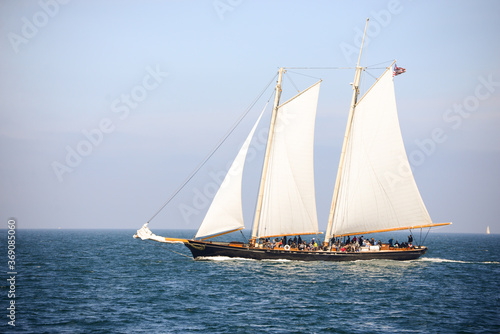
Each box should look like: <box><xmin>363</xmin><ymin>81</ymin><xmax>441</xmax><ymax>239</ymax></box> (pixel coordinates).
<box><xmin>393</xmin><ymin>64</ymin><xmax>406</xmax><ymax>77</ymax></box>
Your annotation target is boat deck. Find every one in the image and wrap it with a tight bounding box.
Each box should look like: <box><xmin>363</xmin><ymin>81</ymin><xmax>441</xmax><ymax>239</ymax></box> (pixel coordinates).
<box><xmin>185</xmin><ymin>240</ymin><xmax>427</xmax><ymax>262</ymax></box>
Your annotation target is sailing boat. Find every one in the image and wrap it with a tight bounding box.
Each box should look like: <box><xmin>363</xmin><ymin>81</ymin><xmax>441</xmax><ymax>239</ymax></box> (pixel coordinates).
<box><xmin>487</xmin><ymin>226</ymin><xmax>490</xmax><ymax>234</ymax></box>
<box><xmin>134</xmin><ymin>19</ymin><xmax>451</xmax><ymax>261</ymax></box>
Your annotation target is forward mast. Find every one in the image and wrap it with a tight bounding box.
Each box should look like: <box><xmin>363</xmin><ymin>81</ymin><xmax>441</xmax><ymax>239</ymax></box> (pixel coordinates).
<box><xmin>250</xmin><ymin>67</ymin><xmax>284</xmax><ymax>246</ymax></box>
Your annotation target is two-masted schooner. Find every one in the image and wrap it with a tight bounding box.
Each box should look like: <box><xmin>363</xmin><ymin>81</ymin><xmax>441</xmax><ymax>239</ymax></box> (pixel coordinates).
<box><xmin>134</xmin><ymin>20</ymin><xmax>451</xmax><ymax>261</ymax></box>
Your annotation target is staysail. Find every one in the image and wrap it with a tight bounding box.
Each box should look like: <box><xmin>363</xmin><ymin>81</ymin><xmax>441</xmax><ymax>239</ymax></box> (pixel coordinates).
<box><xmin>257</xmin><ymin>82</ymin><xmax>321</xmax><ymax>238</ymax></box>
<box><xmin>194</xmin><ymin>106</ymin><xmax>266</xmax><ymax>239</ymax></box>
<box><xmin>332</xmin><ymin>68</ymin><xmax>433</xmax><ymax>236</ymax></box>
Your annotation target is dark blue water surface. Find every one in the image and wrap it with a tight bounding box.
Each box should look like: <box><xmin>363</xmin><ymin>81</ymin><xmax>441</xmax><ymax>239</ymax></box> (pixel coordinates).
<box><xmin>1</xmin><ymin>230</ymin><xmax>499</xmax><ymax>333</ymax></box>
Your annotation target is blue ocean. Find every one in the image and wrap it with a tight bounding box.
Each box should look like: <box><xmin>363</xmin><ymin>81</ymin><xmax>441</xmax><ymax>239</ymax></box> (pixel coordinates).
<box><xmin>1</xmin><ymin>230</ymin><xmax>499</xmax><ymax>333</ymax></box>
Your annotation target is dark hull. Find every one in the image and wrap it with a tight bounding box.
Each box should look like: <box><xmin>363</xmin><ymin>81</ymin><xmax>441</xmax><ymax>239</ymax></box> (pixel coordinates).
<box><xmin>184</xmin><ymin>240</ymin><xmax>427</xmax><ymax>262</ymax></box>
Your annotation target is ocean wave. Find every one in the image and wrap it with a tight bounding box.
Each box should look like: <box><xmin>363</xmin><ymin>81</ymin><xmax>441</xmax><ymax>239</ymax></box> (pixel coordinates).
<box><xmin>420</xmin><ymin>257</ymin><xmax>499</xmax><ymax>264</ymax></box>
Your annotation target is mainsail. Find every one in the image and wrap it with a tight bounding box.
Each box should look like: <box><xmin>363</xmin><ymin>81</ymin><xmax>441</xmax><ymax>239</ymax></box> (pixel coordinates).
<box><xmin>332</xmin><ymin>67</ymin><xmax>433</xmax><ymax>236</ymax></box>
<box><xmin>194</xmin><ymin>106</ymin><xmax>266</xmax><ymax>239</ymax></box>
<box><xmin>257</xmin><ymin>82</ymin><xmax>321</xmax><ymax>238</ymax></box>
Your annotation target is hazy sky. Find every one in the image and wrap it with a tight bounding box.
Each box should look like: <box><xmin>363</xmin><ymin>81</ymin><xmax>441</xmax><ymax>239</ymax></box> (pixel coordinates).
<box><xmin>1</xmin><ymin>0</ymin><xmax>499</xmax><ymax>234</ymax></box>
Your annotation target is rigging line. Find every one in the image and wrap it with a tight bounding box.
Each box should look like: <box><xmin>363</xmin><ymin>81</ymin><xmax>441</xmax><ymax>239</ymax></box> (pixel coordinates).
<box><xmin>359</xmin><ymin>69</ymin><xmax>367</xmax><ymax>97</ymax></box>
<box><xmin>285</xmin><ymin>71</ymin><xmax>300</xmax><ymax>93</ymax></box>
<box><xmin>364</xmin><ymin>70</ymin><xmax>378</xmax><ymax>81</ymax></box>
<box><xmin>145</xmin><ymin>72</ymin><xmax>278</xmax><ymax>224</ymax></box>
<box><xmin>422</xmin><ymin>227</ymin><xmax>432</xmax><ymax>246</ymax></box>
<box><xmin>240</xmin><ymin>230</ymin><xmax>248</xmax><ymax>243</ymax></box>
<box><xmin>284</xmin><ymin>67</ymin><xmax>356</xmax><ymax>70</ymax></box>
<box><xmin>286</xmin><ymin>70</ymin><xmax>322</xmax><ymax>80</ymax></box>
<box><xmin>366</xmin><ymin>59</ymin><xmax>395</xmax><ymax>68</ymax></box>
<box><xmin>162</xmin><ymin>244</ymin><xmax>192</xmax><ymax>259</ymax></box>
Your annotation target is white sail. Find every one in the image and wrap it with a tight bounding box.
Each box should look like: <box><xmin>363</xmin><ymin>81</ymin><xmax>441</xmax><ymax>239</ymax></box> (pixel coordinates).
<box><xmin>257</xmin><ymin>82</ymin><xmax>321</xmax><ymax>238</ymax></box>
<box><xmin>195</xmin><ymin>107</ymin><xmax>266</xmax><ymax>239</ymax></box>
<box><xmin>487</xmin><ymin>226</ymin><xmax>490</xmax><ymax>234</ymax></box>
<box><xmin>134</xmin><ymin>223</ymin><xmax>186</xmax><ymax>244</ymax></box>
<box><xmin>332</xmin><ymin>68</ymin><xmax>432</xmax><ymax>236</ymax></box>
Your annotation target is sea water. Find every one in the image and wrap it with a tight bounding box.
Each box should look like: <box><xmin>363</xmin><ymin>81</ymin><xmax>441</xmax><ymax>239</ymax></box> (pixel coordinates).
<box><xmin>1</xmin><ymin>230</ymin><xmax>499</xmax><ymax>333</ymax></box>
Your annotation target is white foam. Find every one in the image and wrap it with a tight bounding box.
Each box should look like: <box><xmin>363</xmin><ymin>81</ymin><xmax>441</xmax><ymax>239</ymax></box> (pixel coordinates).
<box><xmin>195</xmin><ymin>256</ymin><xmax>292</xmax><ymax>262</ymax></box>
<box><xmin>420</xmin><ymin>257</ymin><xmax>499</xmax><ymax>264</ymax></box>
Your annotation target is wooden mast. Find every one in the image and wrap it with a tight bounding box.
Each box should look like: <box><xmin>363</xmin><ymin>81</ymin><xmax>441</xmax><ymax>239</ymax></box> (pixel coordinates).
<box><xmin>323</xmin><ymin>18</ymin><xmax>369</xmax><ymax>246</ymax></box>
<box><xmin>250</xmin><ymin>67</ymin><xmax>284</xmax><ymax>246</ymax></box>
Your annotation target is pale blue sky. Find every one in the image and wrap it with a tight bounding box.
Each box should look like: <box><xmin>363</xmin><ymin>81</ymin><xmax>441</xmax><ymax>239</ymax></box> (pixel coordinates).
<box><xmin>1</xmin><ymin>0</ymin><xmax>499</xmax><ymax>234</ymax></box>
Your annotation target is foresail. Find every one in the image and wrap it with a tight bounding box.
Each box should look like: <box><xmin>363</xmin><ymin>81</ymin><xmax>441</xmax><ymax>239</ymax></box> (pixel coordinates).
<box><xmin>332</xmin><ymin>68</ymin><xmax>432</xmax><ymax>236</ymax></box>
<box><xmin>134</xmin><ymin>224</ymin><xmax>188</xmax><ymax>244</ymax></box>
<box><xmin>258</xmin><ymin>82</ymin><xmax>321</xmax><ymax>238</ymax></box>
<box><xmin>194</xmin><ymin>106</ymin><xmax>266</xmax><ymax>239</ymax></box>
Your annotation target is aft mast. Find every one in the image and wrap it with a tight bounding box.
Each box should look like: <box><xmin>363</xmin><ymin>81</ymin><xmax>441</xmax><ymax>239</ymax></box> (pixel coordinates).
<box><xmin>250</xmin><ymin>67</ymin><xmax>284</xmax><ymax>246</ymax></box>
<box><xmin>324</xmin><ymin>18</ymin><xmax>369</xmax><ymax>246</ymax></box>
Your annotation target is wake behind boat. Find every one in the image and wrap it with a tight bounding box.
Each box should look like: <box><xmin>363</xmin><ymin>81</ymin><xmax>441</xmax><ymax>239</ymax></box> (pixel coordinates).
<box><xmin>134</xmin><ymin>19</ymin><xmax>451</xmax><ymax>261</ymax></box>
